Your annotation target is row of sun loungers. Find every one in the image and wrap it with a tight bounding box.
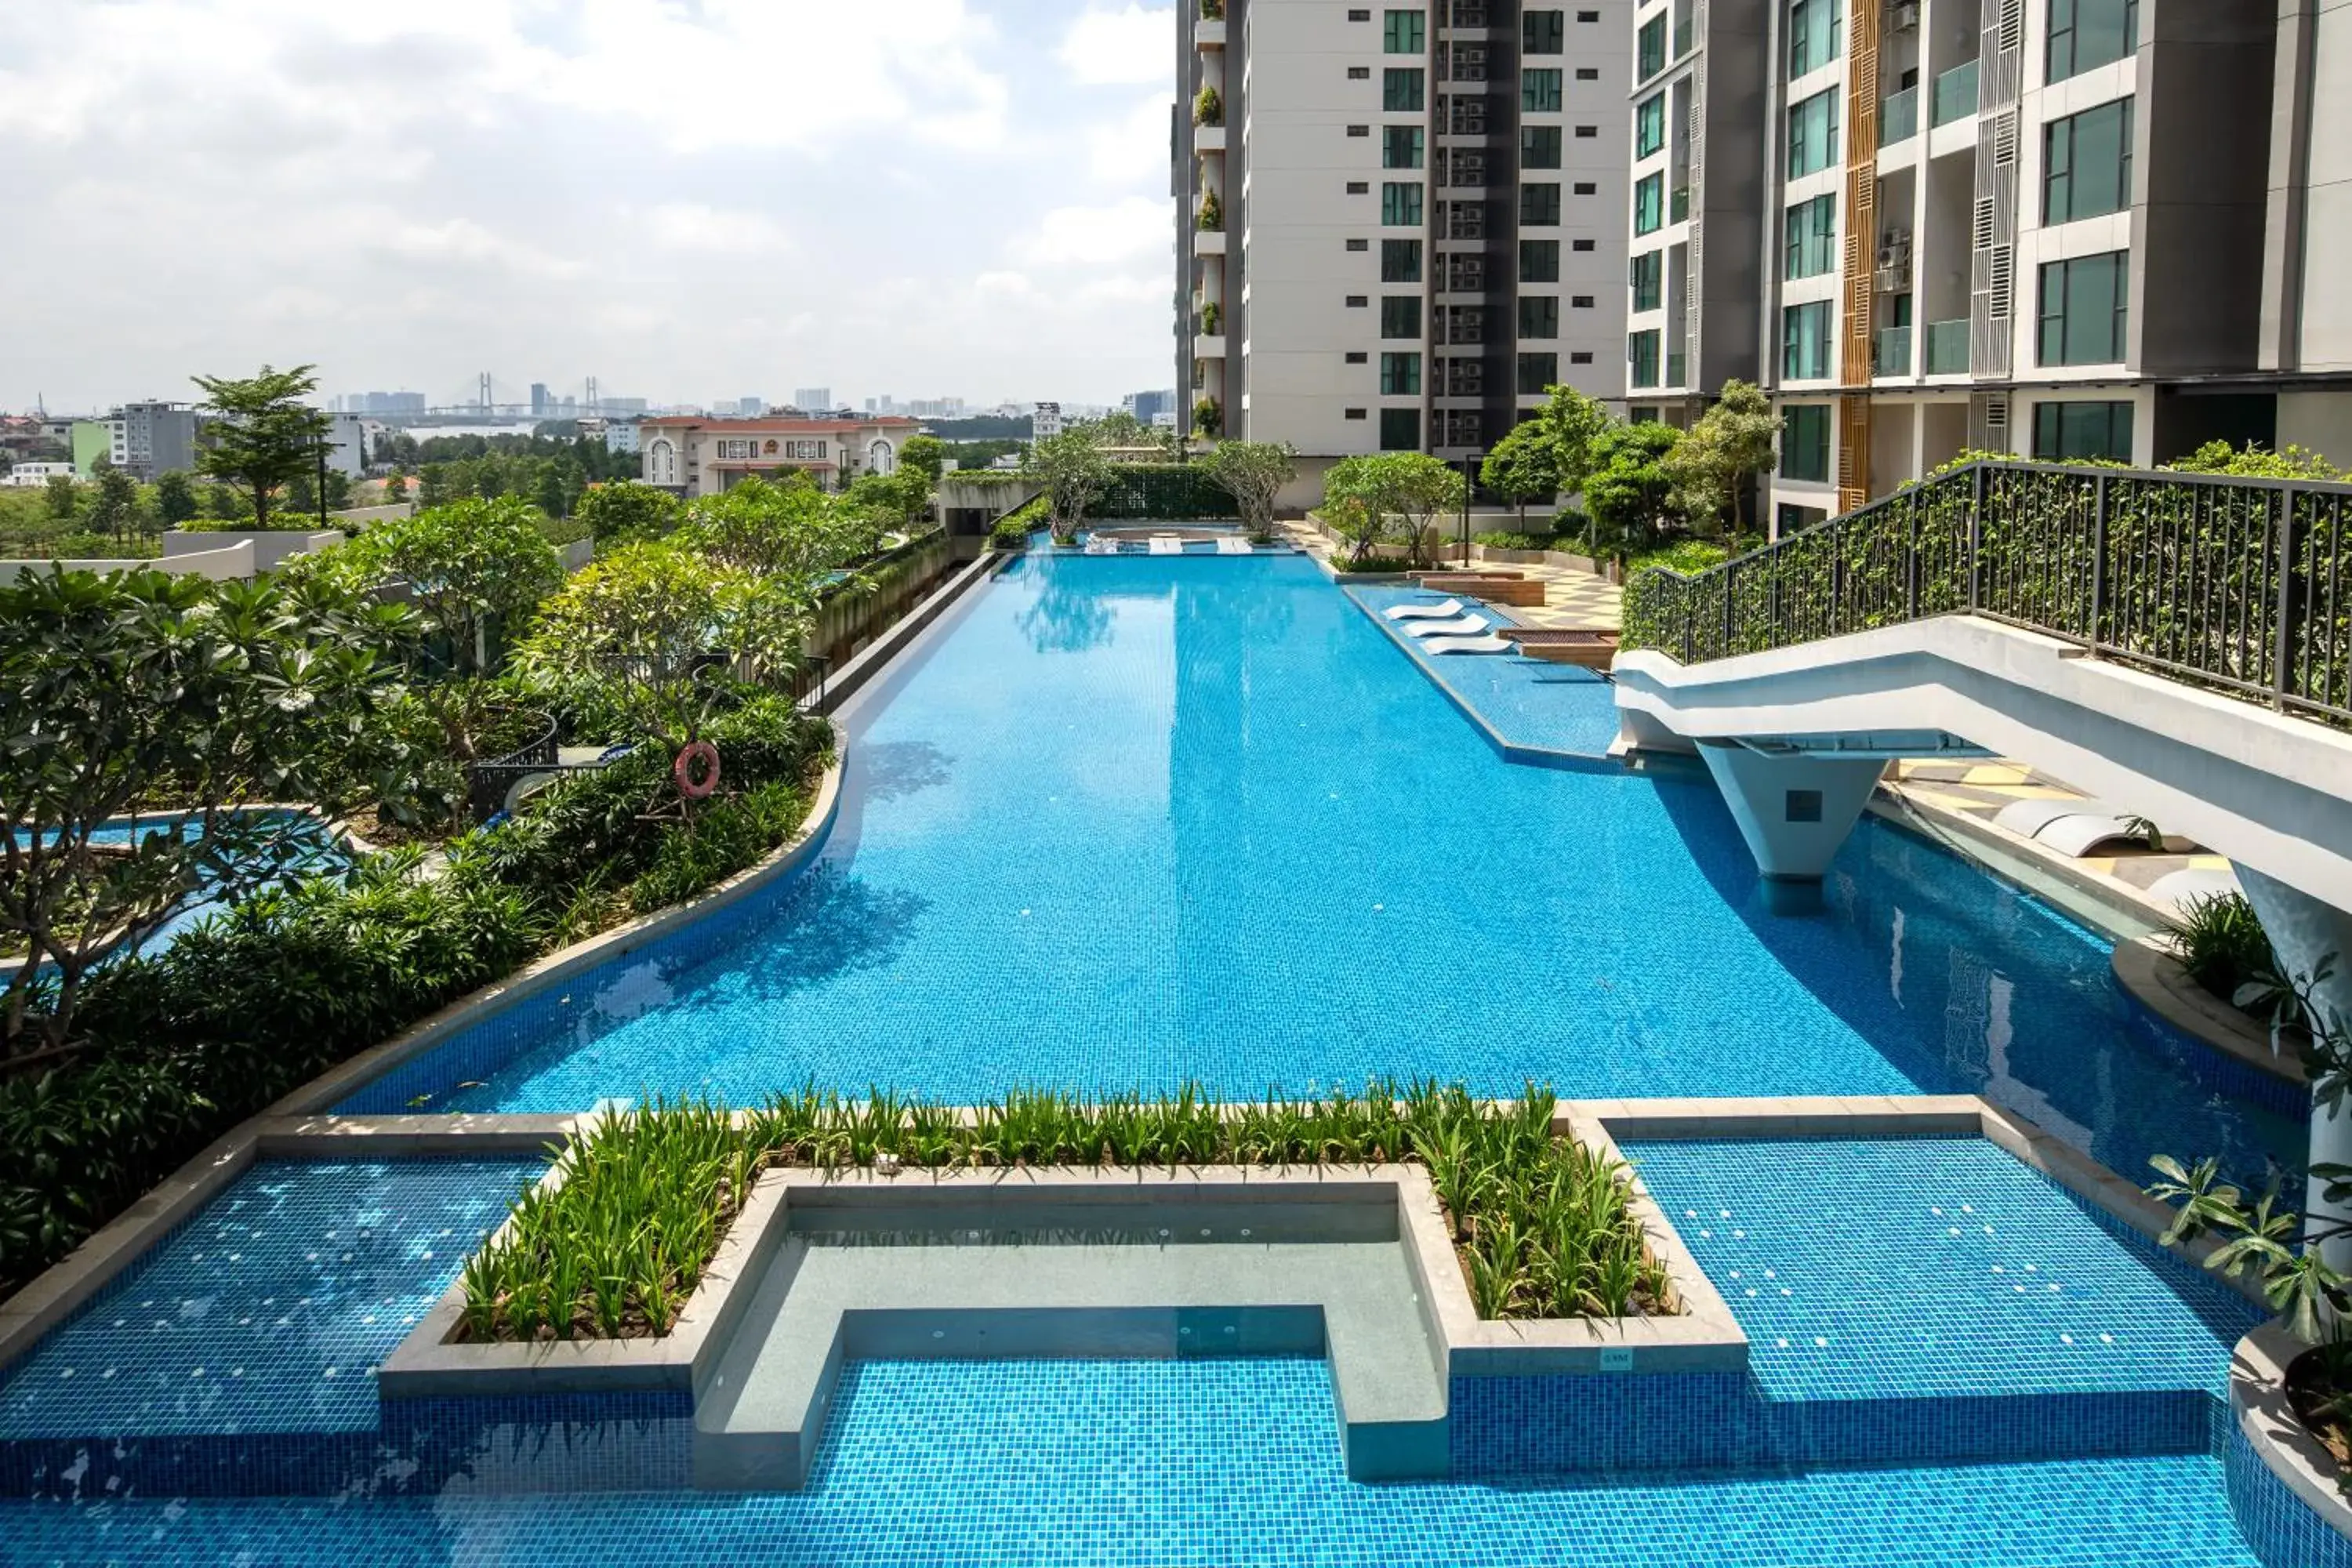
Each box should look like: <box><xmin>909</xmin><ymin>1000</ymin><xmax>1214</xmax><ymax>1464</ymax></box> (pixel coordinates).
<box><xmin>1382</xmin><ymin>593</ymin><xmax>1618</xmax><ymax>666</ymax></box>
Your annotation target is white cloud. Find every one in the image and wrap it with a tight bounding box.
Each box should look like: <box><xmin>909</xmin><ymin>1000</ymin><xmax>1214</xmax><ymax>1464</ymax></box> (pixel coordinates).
<box><xmin>641</xmin><ymin>205</ymin><xmax>794</xmax><ymax>255</ymax></box>
<box><xmin>1058</xmin><ymin>5</ymin><xmax>1174</xmax><ymax>86</ymax></box>
<box><xmin>1014</xmin><ymin>197</ymin><xmax>1174</xmax><ymax>267</ymax></box>
<box><xmin>0</xmin><ymin>0</ymin><xmax>1184</xmax><ymax>411</ymax></box>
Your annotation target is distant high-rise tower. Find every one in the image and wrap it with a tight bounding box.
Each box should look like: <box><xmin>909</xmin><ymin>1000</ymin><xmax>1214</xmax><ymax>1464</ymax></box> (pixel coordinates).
<box><xmin>530</xmin><ymin>383</ymin><xmax>550</xmax><ymax>417</ymax></box>
<box><xmin>793</xmin><ymin>387</ymin><xmax>833</xmax><ymax>412</ymax></box>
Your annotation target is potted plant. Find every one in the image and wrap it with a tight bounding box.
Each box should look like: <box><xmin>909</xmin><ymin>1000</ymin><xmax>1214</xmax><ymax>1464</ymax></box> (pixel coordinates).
<box><xmin>1195</xmin><ymin>86</ymin><xmax>1223</xmax><ymax>126</ymax></box>
<box><xmin>1197</xmin><ymin>190</ymin><xmax>1224</xmax><ymax>232</ymax></box>
<box><xmin>1192</xmin><ymin>398</ymin><xmax>1223</xmax><ymax>439</ymax></box>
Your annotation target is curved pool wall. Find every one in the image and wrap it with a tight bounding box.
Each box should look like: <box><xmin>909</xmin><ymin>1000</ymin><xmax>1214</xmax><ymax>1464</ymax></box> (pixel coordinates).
<box><xmin>331</xmin><ymin>553</ymin><xmax>2304</xmax><ymax>1186</ymax></box>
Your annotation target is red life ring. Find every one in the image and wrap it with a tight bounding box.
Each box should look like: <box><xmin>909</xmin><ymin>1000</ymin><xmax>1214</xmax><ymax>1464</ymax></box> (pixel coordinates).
<box><xmin>673</xmin><ymin>742</ymin><xmax>721</xmax><ymax>800</ymax></box>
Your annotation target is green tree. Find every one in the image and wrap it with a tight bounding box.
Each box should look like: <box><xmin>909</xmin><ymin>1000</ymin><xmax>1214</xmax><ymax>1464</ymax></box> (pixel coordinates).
<box><xmin>1664</xmin><ymin>380</ymin><xmax>1779</xmax><ymax>537</ymax></box>
<box><xmin>1582</xmin><ymin>423</ymin><xmax>1686</xmax><ymax>552</ymax></box>
<box><xmin>513</xmin><ymin>542</ymin><xmax>809</xmax><ymax>752</ymax></box>
<box><xmin>203</xmin><ymin>481</ymin><xmax>247</xmax><ymax>521</ymax></box>
<box><xmin>1033</xmin><ymin>428</ymin><xmax>1114</xmax><ymax>543</ymax></box>
<box><xmin>386</xmin><ymin>472</ymin><xmax>410</xmax><ymax>503</ymax></box>
<box><xmin>1528</xmin><ymin>384</ymin><xmax>1614</xmax><ymax>499</ymax></box>
<box><xmin>418</xmin><ymin>463</ymin><xmax>452</xmax><ymax>507</ymax></box>
<box><xmin>293</xmin><ymin>497</ymin><xmax>563</xmax><ymax>677</ymax></box>
<box><xmin>576</xmin><ymin>480</ymin><xmax>681</xmax><ymax>543</ymax></box>
<box><xmin>42</xmin><ymin>475</ymin><xmax>77</xmax><ymax>522</ymax></box>
<box><xmin>1479</xmin><ymin>420</ymin><xmax>1564</xmax><ymax>526</ymax></box>
<box><xmin>191</xmin><ymin>365</ymin><xmax>333</xmax><ymax>532</ymax></box>
<box><xmin>898</xmin><ymin>434</ymin><xmax>948</xmax><ymax>483</ymax></box>
<box><xmin>0</xmin><ymin>568</ymin><xmax>412</xmax><ymax>1051</ymax></box>
<box><xmin>154</xmin><ymin>470</ymin><xmax>199</xmax><ymax>528</ymax></box>
<box><xmin>86</xmin><ymin>462</ymin><xmax>141</xmax><ymax>544</ymax></box>
<box><xmin>1323</xmin><ymin>452</ymin><xmax>1467</xmax><ymax>568</ymax></box>
<box><xmin>1204</xmin><ymin>440</ymin><xmax>1298</xmax><ymax>543</ymax></box>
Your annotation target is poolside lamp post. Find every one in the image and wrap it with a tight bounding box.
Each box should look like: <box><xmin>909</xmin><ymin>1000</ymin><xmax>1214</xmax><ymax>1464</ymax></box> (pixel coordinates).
<box><xmin>1458</xmin><ymin>452</ymin><xmax>1479</xmax><ymax>567</ymax></box>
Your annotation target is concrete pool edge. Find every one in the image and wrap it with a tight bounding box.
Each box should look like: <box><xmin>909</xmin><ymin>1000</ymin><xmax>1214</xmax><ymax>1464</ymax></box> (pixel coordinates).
<box><xmin>2229</xmin><ymin>1319</ymin><xmax>2352</xmax><ymax>1563</ymax></box>
<box><xmin>266</xmin><ymin>721</ymin><xmax>849</xmax><ymax>1120</ymax></box>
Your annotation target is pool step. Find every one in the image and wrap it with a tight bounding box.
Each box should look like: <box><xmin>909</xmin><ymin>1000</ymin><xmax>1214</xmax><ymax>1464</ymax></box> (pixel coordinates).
<box><xmin>692</xmin><ymin>1214</ymin><xmax>1449</xmax><ymax>1489</ymax></box>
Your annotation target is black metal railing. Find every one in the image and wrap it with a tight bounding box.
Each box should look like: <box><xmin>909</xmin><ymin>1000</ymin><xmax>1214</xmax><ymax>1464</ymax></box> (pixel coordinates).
<box><xmin>1623</xmin><ymin>459</ymin><xmax>2352</xmax><ymax>726</ymax></box>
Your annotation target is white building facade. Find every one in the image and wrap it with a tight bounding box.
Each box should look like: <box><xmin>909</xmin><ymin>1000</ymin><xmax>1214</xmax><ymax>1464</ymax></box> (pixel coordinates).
<box><xmin>637</xmin><ymin>416</ymin><xmax>921</xmax><ymax>497</ymax></box>
<box><xmin>1178</xmin><ymin>0</ymin><xmax>1635</xmax><ymax>474</ymax></box>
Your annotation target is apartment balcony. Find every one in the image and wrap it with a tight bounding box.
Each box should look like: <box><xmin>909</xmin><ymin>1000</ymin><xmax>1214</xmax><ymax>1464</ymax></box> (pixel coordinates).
<box><xmin>1925</xmin><ymin>319</ymin><xmax>1970</xmax><ymax>376</ymax></box>
<box><xmin>1932</xmin><ymin>60</ymin><xmax>1979</xmax><ymax>127</ymax></box>
<box><xmin>1670</xmin><ymin>183</ymin><xmax>1691</xmax><ymax>223</ymax></box>
<box><xmin>1874</xmin><ymin>325</ymin><xmax>1914</xmax><ymax>379</ymax></box>
<box><xmin>1666</xmin><ymin>352</ymin><xmax>1689</xmax><ymax>387</ymax></box>
<box><xmin>1196</xmin><ymin>18</ymin><xmax>1225</xmax><ymax>47</ymax></box>
<box><xmin>1193</xmin><ymin>334</ymin><xmax>1229</xmax><ymax>360</ymax></box>
<box><xmin>1880</xmin><ymin>87</ymin><xmax>1918</xmax><ymax>147</ymax></box>
<box><xmin>1196</xmin><ymin>125</ymin><xmax>1226</xmax><ymax>153</ymax></box>
<box><xmin>1194</xmin><ymin>229</ymin><xmax>1227</xmax><ymax>256</ymax></box>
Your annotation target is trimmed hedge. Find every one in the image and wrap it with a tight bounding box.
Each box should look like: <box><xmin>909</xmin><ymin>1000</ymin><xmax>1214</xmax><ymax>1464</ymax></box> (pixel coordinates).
<box><xmin>1093</xmin><ymin>464</ymin><xmax>1239</xmax><ymax>521</ymax></box>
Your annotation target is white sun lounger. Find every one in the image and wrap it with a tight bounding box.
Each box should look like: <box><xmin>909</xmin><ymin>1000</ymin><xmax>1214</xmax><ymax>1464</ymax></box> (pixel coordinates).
<box><xmin>1215</xmin><ymin>535</ymin><xmax>1254</xmax><ymax>554</ymax></box>
<box><xmin>1403</xmin><ymin>613</ymin><xmax>1490</xmax><ymax>639</ymax></box>
<box><xmin>1149</xmin><ymin>535</ymin><xmax>1183</xmax><ymax>555</ymax></box>
<box><xmin>1991</xmin><ymin>797</ymin><xmax>2119</xmax><ymax>841</ymax></box>
<box><xmin>2147</xmin><ymin>866</ymin><xmax>2243</xmax><ymax>911</ymax></box>
<box><xmin>1421</xmin><ymin>634</ymin><xmax>1517</xmax><ymax>655</ymax></box>
<box><xmin>1384</xmin><ymin>598</ymin><xmax>1465</xmax><ymax>621</ymax></box>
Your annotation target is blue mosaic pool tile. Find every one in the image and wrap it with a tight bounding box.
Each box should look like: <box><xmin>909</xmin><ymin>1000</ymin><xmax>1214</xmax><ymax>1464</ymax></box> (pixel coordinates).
<box><xmin>1625</xmin><ymin>1138</ymin><xmax>2263</xmax><ymax>1404</ymax></box>
<box><xmin>0</xmin><ymin>1158</ymin><xmax>542</xmax><ymax>1442</ymax></box>
<box><xmin>0</xmin><ymin>1390</ymin><xmax>691</xmax><ymax>1501</ymax></box>
<box><xmin>0</xmin><ymin>1359</ymin><xmax>2276</xmax><ymax>1566</ymax></box>
<box><xmin>2224</xmin><ymin>1416</ymin><xmax>2352</xmax><ymax>1568</ymax></box>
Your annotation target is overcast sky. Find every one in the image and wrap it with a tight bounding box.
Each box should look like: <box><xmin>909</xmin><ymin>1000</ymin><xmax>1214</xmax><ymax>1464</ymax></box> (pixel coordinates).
<box><xmin>0</xmin><ymin>0</ymin><xmax>1178</xmax><ymax>415</ymax></box>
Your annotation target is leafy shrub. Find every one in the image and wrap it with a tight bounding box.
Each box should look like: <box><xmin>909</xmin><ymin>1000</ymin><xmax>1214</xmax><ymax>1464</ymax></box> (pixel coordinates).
<box><xmin>1474</xmin><ymin>531</ymin><xmax>1557</xmax><ymax>551</ymax></box>
<box><xmin>1626</xmin><ymin>538</ymin><xmax>1736</xmax><ymax>575</ymax></box>
<box><xmin>459</xmin><ymin>1082</ymin><xmax>1675</xmax><ymax>1342</ymax></box>
<box><xmin>2165</xmin><ymin>892</ymin><xmax>2279</xmax><ymax>1007</ymax></box>
<box><xmin>991</xmin><ymin>496</ymin><xmax>1049</xmax><ymax>550</ymax></box>
<box><xmin>0</xmin><ymin>701</ymin><xmax>833</xmax><ymax>1297</ymax></box>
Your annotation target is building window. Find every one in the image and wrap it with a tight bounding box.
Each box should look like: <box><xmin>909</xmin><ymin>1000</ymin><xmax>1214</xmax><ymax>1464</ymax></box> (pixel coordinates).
<box><xmin>1635</xmin><ymin>93</ymin><xmax>1666</xmax><ymax>158</ymax></box>
<box><xmin>1521</xmin><ymin>182</ymin><xmax>1562</xmax><ymax>225</ymax></box>
<box><xmin>1628</xmin><ymin>329</ymin><xmax>1661</xmax><ymax>388</ymax></box>
<box><xmin>1349</xmin><ymin>6</ymin><xmax>1370</xmax><ymax>16</ymax></box>
<box><xmin>2045</xmin><ymin>97</ymin><xmax>2133</xmax><ymax>224</ymax></box>
<box><xmin>1524</xmin><ymin>9</ymin><xmax>1565</xmax><ymax>53</ymax></box>
<box><xmin>1385</xmin><ymin>9</ymin><xmax>1425</xmax><ymax>52</ymax></box>
<box><xmin>1577</xmin><ymin>67</ymin><xmax>1599</xmax><ymax>81</ymax></box>
<box><xmin>1638</xmin><ymin>15</ymin><xmax>1666</xmax><ymax>78</ymax></box>
<box><xmin>718</xmin><ymin>438</ymin><xmax>754</xmax><ymax>459</ymax></box>
<box><xmin>1381</xmin><ymin>181</ymin><xmax>1425</xmax><ymax>224</ymax></box>
<box><xmin>1347</xmin><ymin>180</ymin><xmax>1371</xmax><ymax>194</ymax></box>
<box><xmin>1571</xmin><ymin>294</ymin><xmax>1594</xmax><ymax>308</ymax></box>
<box><xmin>1346</xmin><ymin>351</ymin><xmax>1370</xmax><ymax>363</ymax></box>
<box><xmin>2033</xmin><ymin>399</ymin><xmax>2135</xmax><ymax>462</ymax></box>
<box><xmin>1382</xmin><ymin>238</ymin><xmax>1423</xmax><ymax>281</ymax></box>
<box><xmin>1348</xmin><ymin>66</ymin><xmax>1371</xmax><ymax>79</ymax></box>
<box><xmin>1381</xmin><ymin>296</ymin><xmax>1423</xmax><ymax>337</ymax></box>
<box><xmin>1384</xmin><ymin>67</ymin><xmax>1425</xmax><ymax>110</ymax></box>
<box><xmin>1346</xmin><ymin>237</ymin><xmax>1370</xmax><ymax>251</ymax></box>
<box><xmin>1634</xmin><ymin>172</ymin><xmax>1664</xmax><ymax>234</ymax></box>
<box><xmin>1518</xmin><ymin>352</ymin><xmax>1560</xmax><ymax>393</ymax></box>
<box><xmin>1780</xmin><ymin>403</ymin><xmax>1831</xmax><ymax>481</ymax></box>
<box><xmin>1523</xmin><ymin>68</ymin><xmax>1563</xmax><ymax>112</ymax></box>
<box><xmin>1520</xmin><ymin>296</ymin><xmax>1560</xmax><ymax>337</ymax></box>
<box><xmin>2048</xmin><ymin>0</ymin><xmax>2138</xmax><ymax>84</ymax></box>
<box><xmin>1347</xmin><ymin>408</ymin><xmax>1369</xmax><ymax>419</ymax></box>
<box><xmin>1348</xmin><ymin>124</ymin><xmax>1371</xmax><ymax>137</ymax></box>
<box><xmin>1787</xmin><ymin>0</ymin><xmax>1842</xmax><ymax>78</ymax></box>
<box><xmin>1521</xmin><ymin>238</ymin><xmax>1560</xmax><ymax>282</ymax></box>
<box><xmin>1523</xmin><ymin>125</ymin><xmax>1563</xmax><ymax>169</ymax></box>
<box><xmin>1383</xmin><ymin>125</ymin><xmax>1425</xmax><ymax>168</ymax></box>
<box><xmin>1380</xmin><ymin>408</ymin><xmax>1421</xmax><ymax>450</ymax></box>
<box><xmin>1570</xmin><ymin>350</ymin><xmax>1595</xmax><ymax>364</ymax></box>
<box><xmin>1788</xmin><ymin>88</ymin><xmax>1840</xmax><ymax>177</ymax></box>
<box><xmin>2038</xmin><ymin>251</ymin><xmax>2129</xmax><ymax>365</ymax></box>
<box><xmin>1784</xmin><ymin>193</ymin><xmax>1836</xmax><ymax>278</ymax></box>
<box><xmin>1572</xmin><ymin>180</ymin><xmax>1596</xmax><ymax>194</ymax></box>
<box><xmin>1573</xmin><ymin>238</ymin><xmax>1595</xmax><ymax>251</ymax></box>
<box><xmin>1630</xmin><ymin>250</ymin><xmax>1662</xmax><ymax>311</ymax></box>
<box><xmin>1380</xmin><ymin>351</ymin><xmax>1423</xmax><ymax>394</ymax></box>
<box><xmin>1782</xmin><ymin>301</ymin><xmax>1833</xmax><ymax>379</ymax></box>
<box><xmin>1346</xmin><ymin>295</ymin><xmax>1370</xmax><ymax>307</ymax></box>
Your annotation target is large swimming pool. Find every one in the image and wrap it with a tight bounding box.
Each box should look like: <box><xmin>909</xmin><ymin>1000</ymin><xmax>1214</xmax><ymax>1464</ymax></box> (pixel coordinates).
<box><xmin>348</xmin><ymin>553</ymin><xmax>2301</xmax><ymax>1189</ymax></box>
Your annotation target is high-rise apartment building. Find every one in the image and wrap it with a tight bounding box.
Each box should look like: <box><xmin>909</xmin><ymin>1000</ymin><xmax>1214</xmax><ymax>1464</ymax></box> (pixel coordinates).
<box><xmin>1630</xmin><ymin>0</ymin><xmax>2352</xmax><ymax>534</ymax></box>
<box><xmin>1178</xmin><ymin>1</ymin><xmax>1633</xmax><ymax>481</ymax></box>
<box><xmin>793</xmin><ymin>387</ymin><xmax>835</xmax><ymax>413</ymax></box>
<box><xmin>104</xmin><ymin>402</ymin><xmax>199</xmax><ymax>481</ymax></box>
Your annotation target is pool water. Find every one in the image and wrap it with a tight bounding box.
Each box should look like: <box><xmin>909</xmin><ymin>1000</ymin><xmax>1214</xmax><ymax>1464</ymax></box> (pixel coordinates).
<box><xmin>361</xmin><ymin>554</ymin><xmax>2299</xmax><ymax>1192</ymax></box>
<box><xmin>1627</xmin><ymin>1138</ymin><xmax>2263</xmax><ymax>1403</ymax></box>
<box><xmin>0</xmin><ymin>1359</ymin><xmax>2273</xmax><ymax>1567</ymax></box>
